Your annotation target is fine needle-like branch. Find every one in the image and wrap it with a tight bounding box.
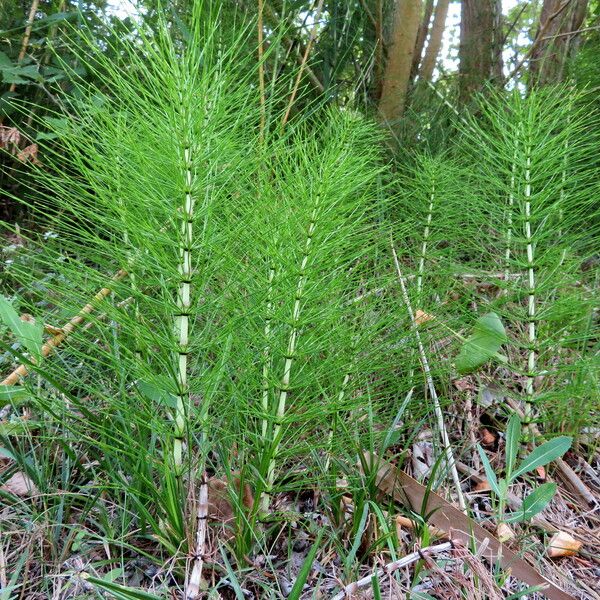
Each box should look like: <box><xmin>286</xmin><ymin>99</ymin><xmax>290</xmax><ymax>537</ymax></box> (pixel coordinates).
<box><xmin>391</xmin><ymin>243</ymin><xmax>466</xmax><ymax>511</ymax></box>
<box><xmin>331</xmin><ymin>541</ymin><xmax>454</xmax><ymax>600</ymax></box>
<box><xmin>1</xmin><ymin>269</ymin><xmax>128</xmax><ymax>386</ymax></box>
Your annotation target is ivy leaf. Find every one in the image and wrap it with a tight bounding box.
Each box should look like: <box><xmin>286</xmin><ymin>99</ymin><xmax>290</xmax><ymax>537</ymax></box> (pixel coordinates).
<box><xmin>456</xmin><ymin>312</ymin><xmax>508</xmax><ymax>374</ymax></box>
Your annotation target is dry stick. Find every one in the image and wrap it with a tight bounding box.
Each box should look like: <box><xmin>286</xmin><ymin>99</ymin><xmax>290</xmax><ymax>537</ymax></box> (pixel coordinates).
<box><xmin>417</xmin><ymin>180</ymin><xmax>435</xmax><ymax>297</ymax></box>
<box><xmin>261</xmin><ymin>2</ymin><xmax>325</xmax><ymax>94</ymax></box>
<box><xmin>506</xmin><ymin>0</ymin><xmax>572</xmax><ymax>82</ymax></box>
<box><xmin>1</xmin><ymin>269</ymin><xmax>128</xmax><ymax>387</ymax></box>
<box><xmin>280</xmin><ymin>0</ymin><xmax>325</xmax><ymax>129</ymax></box>
<box><xmin>391</xmin><ymin>244</ymin><xmax>466</xmax><ymax>511</ymax></box>
<box><xmin>8</xmin><ymin>0</ymin><xmax>40</xmax><ymax>96</ymax></box>
<box><xmin>330</xmin><ymin>541</ymin><xmax>454</xmax><ymax>600</ymax></box>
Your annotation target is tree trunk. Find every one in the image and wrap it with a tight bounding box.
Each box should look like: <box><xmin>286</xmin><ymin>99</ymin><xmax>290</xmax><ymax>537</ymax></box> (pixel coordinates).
<box><xmin>529</xmin><ymin>0</ymin><xmax>589</xmax><ymax>86</ymax></box>
<box><xmin>419</xmin><ymin>0</ymin><xmax>451</xmax><ymax>82</ymax></box>
<box><xmin>378</xmin><ymin>0</ymin><xmax>423</xmax><ymax>125</ymax></box>
<box><xmin>410</xmin><ymin>0</ymin><xmax>435</xmax><ymax>80</ymax></box>
<box><xmin>459</xmin><ymin>0</ymin><xmax>502</xmax><ymax>103</ymax></box>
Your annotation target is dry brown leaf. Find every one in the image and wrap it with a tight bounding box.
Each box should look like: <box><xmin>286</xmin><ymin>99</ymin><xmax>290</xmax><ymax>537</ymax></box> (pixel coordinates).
<box><xmin>547</xmin><ymin>531</ymin><xmax>582</xmax><ymax>558</ymax></box>
<box><xmin>496</xmin><ymin>522</ymin><xmax>515</xmax><ymax>543</ymax></box>
<box><xmin>536</xmin><ymin>465</ymin><xmax>546</xmax><ymax>480</ymax></box>
<box><xmin>17</xmin><ymin>143</ymin><xmax>40</xmax><ymax>165</ymax></box>
<box><xmin>453</xmin><ymin>377</ymin><xmax>475</xmax><ymax>392</ymax></box>
<box><xmin>1</xmin><ymin>472</ymin><xmax>38</xmax><ymax>497</ymax></box>
<box><xmin>473</xmin><ymin>479</ymin><xmax>492</xmax><ymax>492</ymax></box>
<box><xmin>480</xmin><ymin>428</ymin><xmax>496</xmax><ymax>447</ymax></box>
<box><xmin>415</xmin><ymin>309</ymin><xmax>434</xmax><ymax>326</ymax></box>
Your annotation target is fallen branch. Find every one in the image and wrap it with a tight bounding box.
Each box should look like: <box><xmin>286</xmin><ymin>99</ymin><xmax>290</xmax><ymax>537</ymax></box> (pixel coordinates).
<box><xmin>1</xmin><ymin>269</ymin><xmax>128</xmax><ymax>386</ymax></box>
<box><xmin>331</xmin><ymin>541</ymin><xmax>454</xmax><ymax>600</ymax></box>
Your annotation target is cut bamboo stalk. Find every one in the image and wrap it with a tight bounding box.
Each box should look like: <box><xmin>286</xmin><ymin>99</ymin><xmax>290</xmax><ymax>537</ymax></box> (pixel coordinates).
<box><xmin>1</xmin><ymin>269</ymin><xmax>128</xmax><ymax>386</ymax></box>
<box><xmin>391</xmin><ymin>243</ymin><xmax>466</xmax><ymax>511</ymax></box>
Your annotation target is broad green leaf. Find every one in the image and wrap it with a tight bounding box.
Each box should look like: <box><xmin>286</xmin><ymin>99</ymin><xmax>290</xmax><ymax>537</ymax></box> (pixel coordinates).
<box><xmin>1</xmin><ymin>72</ymin><xmax>28</xmax><ymax>85</ymax></box>
<box><xmin>0</xmin><ymin>51</ymin><xmax>12</xmax><ymax>68</ymax></box>
<box><xmin>477</xmin><ymin>445</ymin><xmax>500</xmax><ymax>496</ymax></box>
<box><xmin>0</xmin><ymin>296</ymin><xmax>43</xmax><ymax>360</ymax></box>
<box><xmin>504</xmin><ymin>414</ymin><xmax>521</xmax><ymax>480</ymax></box>
<box><xmin>504</xmin><ymin>482</ymin><xmax>557</xmax><ymax>523</ymax></box>
<box><xmin>456</xmin><ymin>312</ymin><xmax>508</xmax><ymax>374</ymax></box>
<box><xmin>512</xmin><ymin>437</ymin><xmax>572</xmax><ymax>480</ymax></box>
<box><xmin>0</xmin><ymin>386</ymin><xmax>29</xmax><ymax>406</ymax></box>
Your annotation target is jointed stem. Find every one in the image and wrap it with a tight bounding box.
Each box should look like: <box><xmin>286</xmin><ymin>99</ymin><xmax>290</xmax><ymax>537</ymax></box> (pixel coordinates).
<box><xmin>261</xmin><ymin>194</ymin><xmax>320</xmax><ymax>513</ymax></box>
<box><xmin>417</xmin><ymin>181</ymin><xmax>435</xmax><ymax>297</ymax></box>
<box><xmin>173</xmin><ymin>134</ymin><xmax>194</xmax><ymax>474</ymax></box>
<box><xmin>523</xmin><ymin>134</ymin><xmax>536</xmax><ymax>428</ymax></box>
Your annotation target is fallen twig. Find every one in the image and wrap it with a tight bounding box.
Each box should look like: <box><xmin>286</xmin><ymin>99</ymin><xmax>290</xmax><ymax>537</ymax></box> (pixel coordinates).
<box><xmin>331</xmin><ymin>541</ymin><xmax>454</xmax><ymax>600</ymax></box>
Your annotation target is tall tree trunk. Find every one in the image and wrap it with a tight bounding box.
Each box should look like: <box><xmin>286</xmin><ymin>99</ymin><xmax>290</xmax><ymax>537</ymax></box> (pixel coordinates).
<box><xmin>529</xmin><ymin>0</ymin><xmax>589</xmax><ymax>86</ymax></box>
<box><xmin>419</xmin><ymin>0</ymin><xmax>451</xmax><ymax>82</ymax></box>
<box><xmin>410</xmin><ymin>0</ymin><xmax>435</xmax><ymax>80</ymax></box>
<box><xmin>459</xmin><ymin>0</ymin><xmax>502</xmax><ymax>103</ymax></box>
<box><xmin>378</xmin><ymin>0</ymin><xmax>423</xmax><ymax>125</ymax></box>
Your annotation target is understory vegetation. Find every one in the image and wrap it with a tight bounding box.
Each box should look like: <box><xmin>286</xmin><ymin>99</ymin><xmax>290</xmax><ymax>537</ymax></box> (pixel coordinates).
<box><xmin>0</xmin><ymin>2</ymin><xmax>598</xmax><ymax>599</ymax></box>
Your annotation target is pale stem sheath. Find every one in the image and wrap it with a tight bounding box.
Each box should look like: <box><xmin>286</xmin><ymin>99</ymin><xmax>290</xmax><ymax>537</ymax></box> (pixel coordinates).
<box><xmin>174</xmin><ymin>140</ymin><xmax>193</xmax><ymax>474</ymax></box>
<box><xmin>391</xmin><ymin>244</ymin><xmax>466</xmax><ymax>511</ymax></box>
<box><xmin>185</xmin><ymin>470</ymin><xmax>209</xmax><ymax>599</ymax></box>
<box><xmin>417</xmin><ymin>182</ymin><xmax>435</xmax><ymax>297</ymax></box>
<box><xmin>523</xmin><ymin>140</ymin><xmax>536</xmax><ymax>427</ymax></box>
